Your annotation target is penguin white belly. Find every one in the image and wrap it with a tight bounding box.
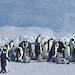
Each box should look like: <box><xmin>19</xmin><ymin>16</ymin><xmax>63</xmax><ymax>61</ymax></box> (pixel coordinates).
<box><xmin>42</xmin><ymin>46</ymin><xmax>47</xmax><ymax>58</ymax></box>
<box><xmin>65</xmin><ymin>46</ymin><xmax>70</xmax><ymax>59</ymax></box>
<box><xmin>38</xmin><ymin>37</ymin><xmax>40</xmax><ymax>43</ymax></box>
<box><xmin>5</xmin><ymin>59</ymin><xmax>9</xmax><ymax>72</ymax></box>
<box><xmin>49</xmin><ymin>41</ymin><xmax>53</xmax><ymax>52</ymax></box>
<box><xmin>23</xmin><ymin>53</ymin><xmax>30</xmax><ymax>63</ymax></box>
<box><xmin>10</xmin><ymin>42</ymin><xmax>14</xmax><ymax>49</ymax></box>
<box><xmin>54</xmin><ymin>46</ymin><xmax>58</xmax><ymax>57</ymax></box>
<box><xmin>19</xmin><ymin>48</ymin><xmax>23</xmax><ymax>60</ymax></box>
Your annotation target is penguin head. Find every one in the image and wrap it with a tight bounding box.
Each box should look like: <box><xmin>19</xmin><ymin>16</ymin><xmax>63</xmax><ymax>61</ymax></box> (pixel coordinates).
<box><xmin>71</xmin><ymin>38</ymin><xmax>74</xmax><ymax>41</ymax></box>
<box><xmin>63</xmin><ymin>43</ymin><xmax>67</xmax><ymax>48</ymax></box>
<box><xmin>4</xmin><ymin>44</ymin><xmax>8</xmax><ymax>49</ymax></box>
<box><xmin>51</xmin><ymin>38</ymin><xmax>53</xmax><ymax>40</ymax></box>
<box><xmin>3</xmin><ymin>49</ymin><xmax>7</xmax><ymax>54</ymax></box>
<box><xmin>38</xmin><ymin>35</ymin><xmax>41</xmax><ymax>37</ymax></box>
<box><xmin>10</xmin><ymin>40</ymin><xmax>14</xmax><ymax>43</ymax></box>
<box><xmin>44</xmin><ymin>42</ymin><xmax>47</xmax><ymax>45</ymax></box>
<box><xmin>55</xmin><ymin>41</ymin><xmax>59</xmax><ymax>47</ymax></box>
<box><xmin>48</xmin><ymin>39</ymin><xmax>50</xmax><ymax>42</ymax></box>
<box><xmin>37</xmin><ymin>35</ymin><xmax>41</xmax><ymax>39</ymax></box>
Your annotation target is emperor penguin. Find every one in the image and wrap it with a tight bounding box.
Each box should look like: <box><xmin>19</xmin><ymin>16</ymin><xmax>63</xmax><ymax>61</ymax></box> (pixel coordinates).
<box><xmin>37</xmin><ymin>35</ymin><xmax>41</xmax><ymax>43</ymax></box>
<box><xmin>35</xmin><ymin>35</ymin><xmax>41</xmax><ymax>55</ymax></box>
<box><xmin>28</xmin><ymin>42</ymin><xmax>35</xmax><ymax>60</ymax></box>
<box><xmin>24</xmin><ymin>41</ymin><xmax>29</xmax><ymax>53</ymax></box>
<box><xmin>36</xmin><ymin>43</ymin><xmax>43</xmax><ymax>62</ymax></box>
<box><xmin>47</xmin><ymin>40</ymin><xmax>55</xmax><ymax>61</ymax></box>
<box><xmin>64</xmin><ymin>43</ymin><xmax>71</xmax><ymax>60</ymax></box>
<box><xmin>57</xmin><ymin>41</ymin><xmax>65</xmax><ymax>57</ymax></box>
<box><xmin>9</xmin><ymin>41</ymin><xmax>14</xmax><ymax>50</ymax></box>
<box><xmin>72</xmin><ymin>43</ymin><xmax>75</xmax><ymax>60</ymax></box>
<box><xmin>18</xmin><ymin>41</ymin><xmax>26</xmax><ymax>51</ymax></box>
<box><xmin>47</xmin><ymin>40</ymin><xmax>59</xmax><ymax>61</ymax></box>
<box><xmin>0</xmin><ymin>46</ymin><xmax>3</xmax><ymax>58</ymax></box>
<box><xmin>4</xmin><ymin>42</ymin><xmax>14</xmax><ymax>61</ymax></box>
<box><xmin>1</xmin><ymin>48</ymin><xmax>10</xmax><ymax>73</ymax></box>
<box><xmin>42</xmin><ymin>42</ymin><xmax>48</xmax><ymax>59</ymax></box>
<box><xmin>53</xmin><ymin>40</ymin><xmax>59</xmax><ymax>57</ymax></box>
<box><xmin>47</xmin><ymin>38</ymin><xmax>53</xmax><ymax>53</ymax></box>
<box><xmin>22</xmin><ymin>41</ymin><xmax>31</xmax><ymax>63</ymax></box>
<box><xmin>16</xmin><ymin>47</ymin><xmax>23</xmax><ymax>62</ymax></box>
<box><xmin>69</xmin><ymin>38</ymin><xmax>75</xmax><ymax>57</ymax></box>
<box><xmin>23</xmin><ymin>52</ymin><xmax>31</xmax><ymax>63</ymax></box>
<box><xmin>4</xmin><ymin>42</ymin><xmax>10</xmax><ymax>51</ymax></box>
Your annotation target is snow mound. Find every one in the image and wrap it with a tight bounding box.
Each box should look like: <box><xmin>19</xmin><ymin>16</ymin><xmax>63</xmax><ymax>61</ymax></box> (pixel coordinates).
<box><xmin>0</xmin><ymin>26</ymin><xmax>74</xmax><ymax>46</ymax></box>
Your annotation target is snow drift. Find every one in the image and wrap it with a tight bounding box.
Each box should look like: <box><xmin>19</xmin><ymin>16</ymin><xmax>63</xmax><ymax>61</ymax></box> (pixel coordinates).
<box><xmin>0</xmin><ymin>26</ymin><xmax>74</xmax><ymax>46</ymax></box>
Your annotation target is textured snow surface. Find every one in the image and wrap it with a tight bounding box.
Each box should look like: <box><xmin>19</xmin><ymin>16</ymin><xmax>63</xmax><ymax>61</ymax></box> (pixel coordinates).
<box><xmin>0</xmin><ymin>61</ymin><xmax>75</xmax><ymax>75</ymax></box>
<box><xmin>0</xmin><ymin>26</ymin><xmax>74</xmax><ymax>46</ymax></box>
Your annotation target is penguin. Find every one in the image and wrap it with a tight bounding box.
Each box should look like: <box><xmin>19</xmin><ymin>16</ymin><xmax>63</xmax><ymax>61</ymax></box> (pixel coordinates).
<box><xmin>52</xmin><ymin>53</ymin><xmax>69</xmax><ymax>64</ymax></box>
<box><xmin>18</xmin><ymin>41</ymin><xmax>26</xmax><ymax>51</ymax></box>
<box><xmin>57</xmin><ymin>41</ymin><xmax>65</xmax><ymax>57</ymax></box>
<box><xmin>37</xmin><ymin>43</ymin><xmax>43</xmax><ymax>62</ymax></box>
<box><xmin>21</xmin><ymin>41</ymin><xmax>31</xmax><ymax>63</ymax></box>
<box><xmin>47</xmin><ymin>40</ymin><xmax>55</xmax><ymax>61</ymax></box>
<box><xmin>47</xmin><ymin>38</ymin><xmax>53</xmax><ymax>53</ymax></box>
<box><xmin>37</xmin><ymin>35</ymin><xmax>41</xmax><ymax>43</ymax></box>
<box><xmin>69</xmin><ymin>38</ymin><xmax>75</xmax><ymax>57</ymax></box>
<box><xmin>9</xmin><ymin>41</ymin><xmax>14</xmax><ymax>50</ymax></box>
<box><xmin>35</xmin><ymin>42</ymin><xmax>42</xmax><ymax>58</ymax></box>
<box><xmin>71</xmin><ymin>44</ymin><xmax>75</xmax><ymax>61</ymax></box>
<box><xmin>28</xmin><ymin>42</ymin><xmax>36</xmax><ymax>60</ymax></box>
<box><xmin>3</xmin><ymin>42</ymin><xmax>14</xmax><ymax>61</ymax></box>
<box><xmin>23</xmin><ymin>52</ymin><xmax>31</xmax><ymax>63</ymax></box>
<box><xmin>24</xmin><ymin>41</ymin><xmax>29</xmax><ymax>53</ymax></box>
<box><xmin>42</xmin><ymin>42</ymin><xmax>48</xmax><ymax>59</ymax></box>
<box><xmin>35</xmin><ymin>35</ymin><xmax>41</xmax><ymax>56</ymax></box>
<box><xmin>16</xmin><ymin>47</ymin><xmax>23</xmax><ymax>62</ymax></box>
<box><xmin>0</xmin><ymin>46</ymin><xmax>3</xmax><ymax>58</ymax></box>
<box><xmin>0</xmin><ymin>48</ymin><xmax>10</xmax><ymax>73</ymax></box>
<box><xmin>64</xmin><ymin>43</ymin><xmax>71</xmax><ymax>60</ymax></box>
<box><xmin>35</xmin><ymin>42</ymin><xmax>43</xmax><ymax>62</ymax></box>
<box><xmin>4</xmin><ymin>42</ymin><xmax>10</xmax><ymax>51</ymax></box>
<box><xmin>47</xmin><ymin>40</ymin><xmax>59</xmax><ymax>61</ymax></box>
<box><xmin>53</xmin><ymin>41</ymin><xmax>59</xmax><ymax>57</ymax></box>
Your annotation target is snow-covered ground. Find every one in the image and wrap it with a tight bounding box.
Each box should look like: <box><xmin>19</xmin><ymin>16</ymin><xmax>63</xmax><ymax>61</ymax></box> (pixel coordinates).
<box><xmin>0</xmin><ymin>61</ymin><xmax>75</xmax><ymax>75</ymax></box>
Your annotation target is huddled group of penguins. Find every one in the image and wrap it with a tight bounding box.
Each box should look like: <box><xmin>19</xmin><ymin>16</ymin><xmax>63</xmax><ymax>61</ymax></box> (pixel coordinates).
<box><xmin>0</xmin><ymin>35</ymin><xmax>75</xmax><ymax>73</ymax></box>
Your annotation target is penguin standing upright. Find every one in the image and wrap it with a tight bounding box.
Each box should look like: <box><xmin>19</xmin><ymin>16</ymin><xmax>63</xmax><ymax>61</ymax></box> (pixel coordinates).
<box><xmin>42</xmin><ymin>42</ymin><xmax>48</xmax><ymax>59</ymax></box>
<box><xmin>8</xmin><ymin>41</ymin><xmax>15</xmax><ymax>61</ymax></box>
<box><xmin>22</xmin><ymin>41</ymin><xmax>31</xmax><ymax>63</ymax></box>
<box><xmin>18</xmin><ymin>41</ymin><xmax>26</xmax><ymax>51</ymax></box>
<box><xmin>9</xmin><ymin>41</ymin><xmax>14</xmax><ymax>50</ymax></box>
<box><xmin>47</xmin><ymin>40</ymin><xmax>55</xmax><ymax>61</ymax></box>
<box><xmin>15</xmin><ymin>47</ymin><xmax>23</xmax><ymax>62</ymax></box>
<box><xmin>35</xmin><ymin>35</ymin><xmax>41</xmax><ymax>58</ymax></box>
<box><xmin>64</xmin><ymin>43</ymin><xmax>70</xmax><ymax>59</ymax></box>
<box><xmin>69</xmin><ymin>38</ymin><xmax>75</xmax><ymax>57</ymax></box>
<box><xmin>54</xmin><ymin>41</ymin><xmax>59</xmax><ymax>57</ymax></box>
<box><xmin>37</xmin><ymin>43</ymin><xmax>43</xmax><ymax>62</ymax></box>
<box><xmin>47</xmin><ymin>39</ymin><xmax>53</xmax><ymax>53</ymax></box>
<box><xmin>57</xmin><ymin>41</ymin><xmax>65</xmax><ymax>57</ymax></box>
<box><xmin>3</xmin><ymin>41</ymin><xmax>14</xmax><ymax>61</ymax></box>
<box><xmin>27</xmin><ymin>42</ymin><xmax>35</xmax><ymax>60</ymax></box>
<box><xmin>0</xmin><ymin>48</ymin><xmax>10</xmax><ymax>73</ymax></box>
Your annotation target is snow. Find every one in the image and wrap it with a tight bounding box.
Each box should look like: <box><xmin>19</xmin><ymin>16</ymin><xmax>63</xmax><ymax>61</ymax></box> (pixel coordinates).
<box><xmin>0</xmin><ymin>26</ymin><xmax>74</xmax><ymax>46</ymax></box>
<box><xmin>0</xmin><ymin>61</ymin><xmax>75</xmax><ymax>75</ymax></box>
